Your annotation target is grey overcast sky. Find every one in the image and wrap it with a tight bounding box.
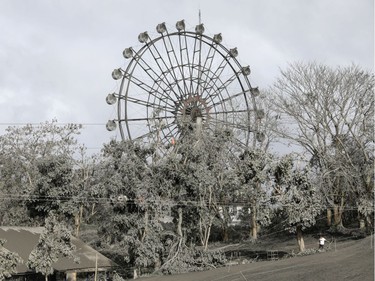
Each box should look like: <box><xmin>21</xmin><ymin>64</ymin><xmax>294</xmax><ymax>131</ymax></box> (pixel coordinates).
<box><xmin>0</xmin><ymin>0</ymin><xmax>373</xmax><ymax>154</ymax></box>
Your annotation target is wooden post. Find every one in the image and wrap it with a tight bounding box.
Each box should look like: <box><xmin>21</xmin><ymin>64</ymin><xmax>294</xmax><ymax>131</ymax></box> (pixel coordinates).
<box><xmin>94</xmin><ymin>253</ymin><xmax>98</xmax><ymax>281</ymax></box>
<box><xmin>371</xmin><ymin>232</ymin><xmax>373</xmax><ymax>249</ymax></box>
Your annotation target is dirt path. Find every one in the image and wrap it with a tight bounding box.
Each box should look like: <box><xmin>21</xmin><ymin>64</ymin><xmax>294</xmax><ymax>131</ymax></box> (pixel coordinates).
<box><xmin>138</xmin><ymin>236</ymin><xmax>374</xmax><ymax>281</ymax></box>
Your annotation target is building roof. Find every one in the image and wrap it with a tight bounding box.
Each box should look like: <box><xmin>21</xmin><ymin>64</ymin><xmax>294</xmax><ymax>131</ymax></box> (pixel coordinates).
<box><xmin>0</xmin><ymin>227</ymin><xmax>117</xmax><ymax>274</ymax></box>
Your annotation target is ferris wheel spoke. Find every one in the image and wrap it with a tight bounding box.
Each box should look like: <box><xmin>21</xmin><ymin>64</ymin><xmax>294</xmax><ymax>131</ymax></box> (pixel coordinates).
<box><xmin>122</xmin><ymin>115</ymin><xmax>175</xmax><ymax>123</ymax></box>
<box><xmin>161</xmin><ymin>124</ymin><xmax>179</xmax><ymax>141</ymax></box>
<box><xmin>163</xmin><ymin>33</ymin><xmax>190</xmax><ymax>94</ymax></box>
<box><xmin>199</xmin><ymin>57</ymin><xmax>229</xmax><ymax>96</ymax></box>
<box><xmin>210</xmin><ymin>89</ymin><xmax>251</xmax><ymax>107</ymax></box>
<box><xmin>207</xmin><ymin>108</ymin><xmax>253</xmax><ymax>115</ymax></box>
<box><xmin>149</xmin><ymin>36</ymin><xmax>186</xmax><ymax>99</ymax></box>
<box><xmin>146</xmin><ymin>42</ymin><xmax>185</xmax><ymax>100</ymax></box>
<box><xmin>126</xmin><ymin>96</ymin><xmax>175</xmax><ymax>113</ymax></box>
<box><xmin>205</xmin><ymin>117</ymin><xmax>252</xmax><ymax>131</ymax></box>
<box><xmin>179</xmin><ymin>33</ymin><xmax>194</xmax><ymax>94</ymax></box>
<box><xmin>163</xmin><ymin>127</ymin><xmax>182</xmax><ymax>144</ymax></box>
<box><xmin>191</xmin><ymin>34</ymin><xmax>203</xmax><ymax>93</ymax></box>
<box><xmin>134</xmin><ymin>121</ymin><xmax>176</xmax><ymax>141</ymax></box>
<box><xmin>188</xmin><ymin>35</ymin><xmax>199</xmax><ymax>95</ymax></box>
<box><xmin>194</xmin><ymin>48</ymin><xmax>217</xmax><ymax>96</ymax></box>
<box><xmin>134</xmin><ymin>55</ymin><xmax>181</xmax><ymax>101</ymax></box>
<box><xmin>203</xmin><ymin>71</ymin><xmax>240</xmax><ymax>102</ymax></box>
<box><xmin>158</xmin><ymin>122</ymin><xmax>177</xmax><ymax>142</ymax></box>
<box><xmin>129</xmin><ymin>75</ymin><xmax>176</xmax><ymax>109</ymax></box>
<box><xmin>176</xmin><ymin>35</ymin><xmax>189</xmax><ymax>94</ymax></box>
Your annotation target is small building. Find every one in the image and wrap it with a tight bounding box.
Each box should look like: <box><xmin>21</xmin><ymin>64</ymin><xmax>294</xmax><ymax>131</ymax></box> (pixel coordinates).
<box><xmin>0</xmin><ymin>227</ymin><xmax>117</xmax><ymax>281</ymax></box>
<box><xmin>218</xmin><ymin>206</ymin><xmax>247</xmax><ymax>226</ymax></box>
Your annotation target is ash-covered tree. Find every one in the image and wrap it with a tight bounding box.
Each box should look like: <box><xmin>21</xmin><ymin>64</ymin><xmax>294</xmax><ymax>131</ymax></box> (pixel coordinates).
<box><xmin>236</xmin><ymin>148</ymin><xmax>273</xmax><ymax>240</ymax></box>
<box><xmin>70</xmin><ymin>148</ymin><xmax>101</xmax><ymax>238</ymax></box>
<box><xmin>273</xmin><ymin>154</ymin><xmax>324</xmax><ymax>252</ymax></box>
<box><xmin>27</xmin><ymin>154</ymin><xmax>76</xmax><ymax>222</ymax></box>
<box><xmin>335</xmin><ymin>135</ymin><xmax>374</xmax><ymax>229</ymax></box>
<box><xmin>150</xmin><ymin>128</ymin><xmax>230</xmax><ymax>274</ymax></box>
<box><xmin>27</xmin><ymin>213</ymin><xmax>77</xmax><ymax>281</ymax></box>
<box><xmin>173</xmin><ymin>128</ymin><xmax>237</xmax><ymax>248</ymax></box>
<box><xmin>0</xmin><ymin>239</ymin><xmax>23</xmax><ymax>281</ymax></box>
<box><xmin>26</xmin><ymin>147</ymin><xmax>95</xmax><ymax>237</ymax></box>
<box><xmin>270</xmin><ymin>62</ymin><xmax>374</xmax><ymax>229</ymax></box>
<box><xmin>233</xmin><ymin>86</ymin><xmax>281</xmax><ymax>241</ymax></box>
<box><xmin>0</xmin><ymin>120</ymin><xmax>83</xmax><ymax>226</ymax></box>
<box><xmin>95</xmin><ymin>140</ymin><xmax>165</xmax><ymax>278</ymax></box>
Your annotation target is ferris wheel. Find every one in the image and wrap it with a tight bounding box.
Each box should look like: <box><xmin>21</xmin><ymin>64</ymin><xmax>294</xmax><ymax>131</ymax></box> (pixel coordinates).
<box><xmin>106</xmin><ymin>20</ymin><xmax>264</xmax><ymax>150</ymax></box>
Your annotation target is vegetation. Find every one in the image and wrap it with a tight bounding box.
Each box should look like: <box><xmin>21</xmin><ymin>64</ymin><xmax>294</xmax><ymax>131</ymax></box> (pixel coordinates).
<box><xmin>0</xmin><ymin>63</ymin><xmax>373</xmax><ymax>279</ymax></box>
<box><xmin>273</xmin><ymin>154</ymin><xmax>324</xmax><ymax>252</ymax></box>
<box><xmin>27</xmin><ymin>213</ymin><xmax>78</xmax><ymax>281</ymax></box>
<box><xmin>270</xmin><ymin>62</ymin><xmax>374</xmax><ymax>229</ymax></box>
<box><xmin>0</xmin><ymin>239</ymin><xmax>22</xmax><ymax>281</ymax></box>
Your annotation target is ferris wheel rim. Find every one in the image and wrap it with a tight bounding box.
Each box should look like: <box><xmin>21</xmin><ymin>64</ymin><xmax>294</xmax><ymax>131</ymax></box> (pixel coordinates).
<box><xmin>110</xmin><ymin>21</ymin><xmax>261</xmax><ymax>150</ymax></box>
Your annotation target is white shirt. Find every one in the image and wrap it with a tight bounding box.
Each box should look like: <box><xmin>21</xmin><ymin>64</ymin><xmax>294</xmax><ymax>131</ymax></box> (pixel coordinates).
<box><xmin>319</xmin><ymin>237</ymin><xmax>326</xmax><ymax>245</ymax></box>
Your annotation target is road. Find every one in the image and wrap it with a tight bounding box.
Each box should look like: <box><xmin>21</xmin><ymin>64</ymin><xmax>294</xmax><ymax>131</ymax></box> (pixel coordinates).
<box><xmin>138</xmin><ymin>236</ymin><xmax>374</xmax><ymax>281</ymax></box>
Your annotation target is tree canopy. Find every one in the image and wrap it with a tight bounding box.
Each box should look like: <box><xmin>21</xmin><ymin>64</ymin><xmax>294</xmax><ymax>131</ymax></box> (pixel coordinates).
<box><xmin>0</xmin><ymin>62</ymin><xmax>373</xmax><ymax>279</ymax></box>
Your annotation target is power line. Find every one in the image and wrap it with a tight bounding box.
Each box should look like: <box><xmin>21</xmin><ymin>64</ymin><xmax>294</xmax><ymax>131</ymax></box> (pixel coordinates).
<box><xmin>0</xmin><ymin>123</ymin><xmax>107</xmax><ymax>126</ymax></box>
<box><xmin>0</xmin><ymin>194</ymin><xmax>365</xmax><ymax>210</ymax></box>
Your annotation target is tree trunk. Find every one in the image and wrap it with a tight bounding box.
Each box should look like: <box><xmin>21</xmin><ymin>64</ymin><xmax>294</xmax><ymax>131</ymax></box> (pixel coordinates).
<box><xmin>141</xmin><ymin>210</ymin><xmax>149</xmax><ymax>243</ymax></box>
<box><xmin>199</xmin><ymin>216</ymin><xmax>212</xmax><ymax>250</ymax></box>
<box><xmin>327</xmin><ymin>208</ymin><xmax>332</xmax><ymax>226</ymax></box>
<box><xmin>177</xmin><ymin>207</ymin><xmax>183</xmax><ymax>237</ymax></box>
<box><xmin>221</xmin><ymin>206</ymin><xmax>230</xmax><ymax>242</ymax></box>
<box><xmin>204</xmin><ymin>223</ymin><xmax>211</xmax><ymax>251</ymax></box>
<box><xmin>202</xmin><ymin>187</ymin><xmax>214</xmax><ymax>250</ymax></box>
<box><xmin>74</xmin><ymin>205</ymin><xmax>84</xmax><ymax>238</ymax></box>
<box><xmin>332</xmin><ymin>181</ymin><xmax>345</xmax><ymax>227</ymax></box>
<box><xmin>250</xmin><ymin>205</ymin><xmax>258</xmax><ymax>240</ymax></box>
<box><xmin>333</xmin><ymin>204</ymin><xmax>344</xmax><ymax>227</ymax></box>
<box><xmin>222</xmin><ymin>224</ymin><xmax>229</xmax><ymax>242</ymax></box>
<box><xmin>199</xmin><ymin>217</ymin><xmax>204</xmax><ymax>246</ymax></box>
<box><xmin>296</xmin><ymin>225</ymin><xmax>305</xmax><ymax>252</ymax></box>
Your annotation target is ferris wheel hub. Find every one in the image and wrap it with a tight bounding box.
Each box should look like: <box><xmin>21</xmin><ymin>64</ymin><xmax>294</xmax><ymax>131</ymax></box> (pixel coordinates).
<box><xmin>176</xmin><ymin>94</ymin><xmax>210</xmax><ymax>124</ymax></box>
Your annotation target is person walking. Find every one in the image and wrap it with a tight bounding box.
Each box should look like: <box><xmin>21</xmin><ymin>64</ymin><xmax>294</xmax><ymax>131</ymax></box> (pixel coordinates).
<box><xmin>319</xmin><ymin>235</ymin><xmax>327</xmax><ymax>250</ymax></box>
